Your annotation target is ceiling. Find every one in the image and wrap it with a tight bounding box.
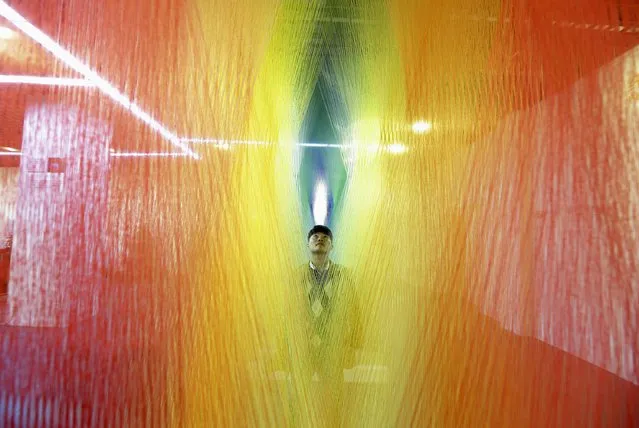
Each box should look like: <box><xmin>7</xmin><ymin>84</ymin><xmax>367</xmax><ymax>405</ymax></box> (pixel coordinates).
<box><xmin>0</xmin><ymin>0</ymin><xmax>637</xmax><ymax>162</ymax></box>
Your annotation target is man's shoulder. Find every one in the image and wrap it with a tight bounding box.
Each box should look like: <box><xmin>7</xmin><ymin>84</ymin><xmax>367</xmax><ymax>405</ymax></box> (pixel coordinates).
<box><xmin>329</xmin><ymin>263</ymin><xmax>353</xmax><ymax>281</ymax></box>
<box><xmin>330</xmin><ymin>263</ymin><xmax>348</xmax><ymax>273</ymax></box>
<box><xmin>296</xmin><ymin>263</ymin><xmax>310</xmax><ymax>273</ymax></box>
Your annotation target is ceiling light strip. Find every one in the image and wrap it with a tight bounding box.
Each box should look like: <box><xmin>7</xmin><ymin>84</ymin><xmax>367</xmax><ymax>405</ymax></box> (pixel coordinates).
<box><xmin>0</xmin><ymin>74</ymin><xmax>95</xmax><ymax>87</ymax></box>
<box><xmin>181</xmin><ymin>138</ymin><xmax>270</xmax><ymax>146</ymax></box>
<box><xmin>182</xmin><ymin>139</ymin><xmax>355</xmax><ymax>149</ymax></box>
<box><xmin>298</xmin><ymin>143</ymin><xmax>353</xmax><ymax>148</ymax></box>
<box><xmin>109</xmin><ymin>152</ymin><xmax>191</xmax><ymax>158</ymax></box>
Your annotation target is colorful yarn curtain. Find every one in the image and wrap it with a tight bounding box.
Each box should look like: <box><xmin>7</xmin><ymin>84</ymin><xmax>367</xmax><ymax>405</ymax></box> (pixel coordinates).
<box><xmin>0</xmin><ymin>0</ymin><xmax>637</xmax><ymax>426</ymax></box>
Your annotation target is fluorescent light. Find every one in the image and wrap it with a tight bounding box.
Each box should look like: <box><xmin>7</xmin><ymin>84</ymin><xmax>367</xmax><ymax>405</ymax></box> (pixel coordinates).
<box><xmin>300</xmin><ymin>143</ymin><xmax>335</xmax><ymax>148</ymax></box>
<box><xmin>0</xmin><ymin>25</ymin><xmax>16</xmax><ymax>40</ymax></box>
<box><xmin>312</xmin><ymin>180</ymin><xmax>329</xmax><ymax>226</ymax></box>
<box><xmin>182</xmin><ymin>139</ymin><xmax>355</xmax><ymax>149</ymax></box>
<box><xmin>387</xmin><ymin>143</ymin><xmax>407</xmax><ymax>154</ymax></box>
<box><xmin>181</xmin><ymin>138</ymin><xmax>269</xmax><ymax>146</ymax></box>
<box><xmin>0</xmin><ymin>74</ymin><xmax>94</xmax><ymax>87</ymax></box>
<box><xmin>109</xmin><ymin>152</ymin><xmax>191</xmax><ymax>158</ymax></box>
<box><xmin>0</xmin><ymin>152</ymin><xmax>21</xmax><ymax>156</ymax></box>
<box><xmin>412</xmin><ymin>120</ymin><xmax>433</xmax><ymax>134</ymax></box>
<box><xmin>1</xmin><ymin>146</ymin><xmax>19</xmax><ymax>152</ymax></box>
<box><xmin>298</xmin><ymin>143</ymin><xmax>354</xmax><ymax>148</ymax></box>
<box><xmin>0</xmin><ymin>1</ymin><xmax>199</xmax><ymax>160</ymax></box>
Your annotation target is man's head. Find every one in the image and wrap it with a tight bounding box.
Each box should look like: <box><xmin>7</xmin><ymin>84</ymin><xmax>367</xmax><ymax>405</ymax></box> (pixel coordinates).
<box><xmin>307</xmin><ymin>225</ymin><xmax>333</xmax><ymax>255</ymax></box>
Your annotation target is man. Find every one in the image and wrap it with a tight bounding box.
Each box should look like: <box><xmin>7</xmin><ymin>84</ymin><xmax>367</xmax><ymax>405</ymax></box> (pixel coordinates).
<box><xmin>297</xmin><ymin>225</ymin><xmax>362</xmax><ymax>425</ymax></box>
<box><xmin>304</xmin><ymin>225</ymin><xmax>361</xmax><ymax>363</ymax></box>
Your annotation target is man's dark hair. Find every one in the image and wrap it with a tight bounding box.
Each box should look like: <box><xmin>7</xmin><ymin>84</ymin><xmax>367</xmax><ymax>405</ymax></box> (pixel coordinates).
<box><xmin>307</xmin><ymin>225</ymin><xmax>333</xmax><ymax>241</ymax></box>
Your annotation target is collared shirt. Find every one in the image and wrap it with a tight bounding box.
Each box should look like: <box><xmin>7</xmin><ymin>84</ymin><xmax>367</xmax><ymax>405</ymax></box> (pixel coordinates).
<box><xmin>309</xmin><ymin>260</ymin><xmax>331</xmax><ymax>271</ymax></box>
<box><xmin>309</xmin><ymin>259</ymin><xmax>331</xmax><ymax>288</ymax></box>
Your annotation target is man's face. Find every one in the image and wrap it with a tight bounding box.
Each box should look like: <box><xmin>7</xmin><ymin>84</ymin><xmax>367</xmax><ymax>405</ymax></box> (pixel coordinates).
<box><xmin>308</xmin><ymin>232</ymin><xmax>332</xmax><ymax>254</ymax></box>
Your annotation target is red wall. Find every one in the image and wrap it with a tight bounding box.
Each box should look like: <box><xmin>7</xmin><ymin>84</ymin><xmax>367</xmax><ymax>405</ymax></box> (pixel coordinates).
<box><xmin>467</xmin><ymin>45</ymin><xmax>638</xmax><ymax>384</ymax></box>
